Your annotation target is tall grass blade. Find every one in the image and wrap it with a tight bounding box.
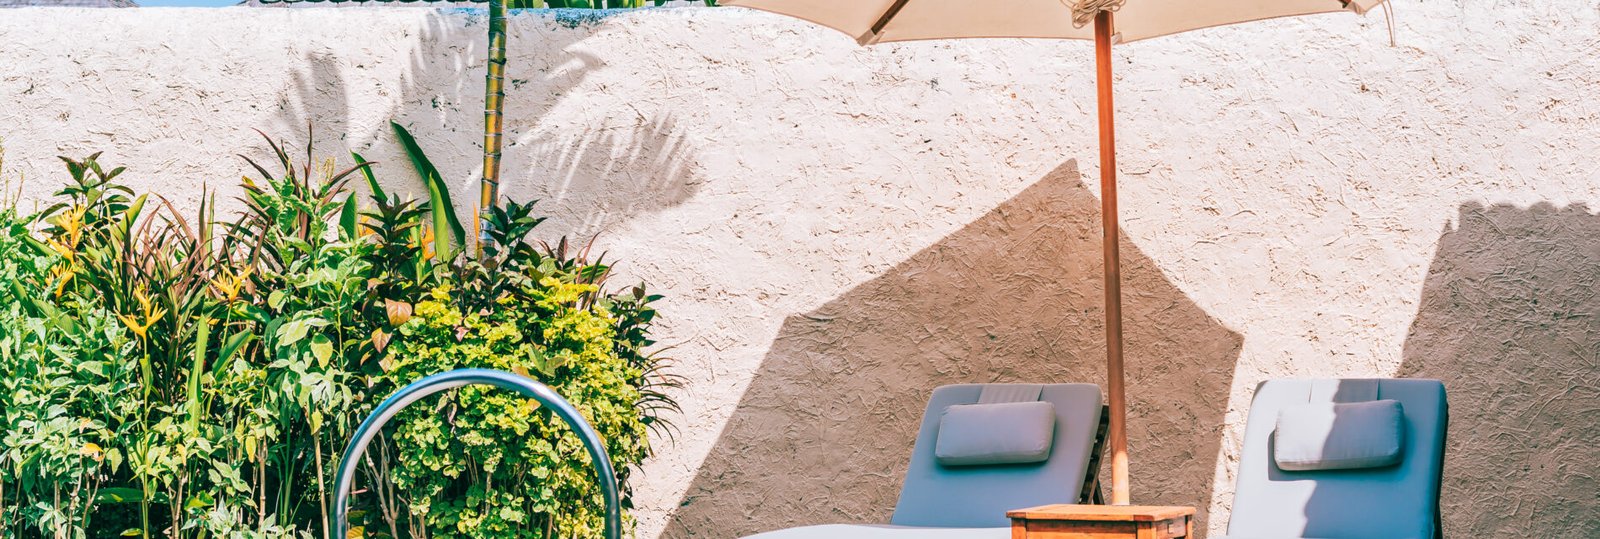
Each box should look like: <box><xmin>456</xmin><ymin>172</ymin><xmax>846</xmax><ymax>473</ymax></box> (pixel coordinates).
<box><xmin>351</xmin><ymin>152</ymin><xmax>385</xmax><ymax>203</ymax></box>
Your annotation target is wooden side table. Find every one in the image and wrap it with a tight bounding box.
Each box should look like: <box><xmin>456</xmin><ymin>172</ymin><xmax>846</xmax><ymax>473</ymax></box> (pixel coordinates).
<box><xmin>1007</xmin><ymin>504</ymin><xmax>1195</xmax><ymax>539</ymax></box>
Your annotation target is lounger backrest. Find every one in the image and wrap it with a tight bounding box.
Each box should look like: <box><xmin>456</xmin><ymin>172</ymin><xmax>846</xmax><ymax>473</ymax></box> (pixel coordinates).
<box><xmin>891</xmin><ymin>383</ymin><xmax>1103</xmax><ymax>528</ymax></box>
<box><xmin>1228</xmin><ymin>378</ymin><xmax>1448</xmax><ymax>539</ymax></box>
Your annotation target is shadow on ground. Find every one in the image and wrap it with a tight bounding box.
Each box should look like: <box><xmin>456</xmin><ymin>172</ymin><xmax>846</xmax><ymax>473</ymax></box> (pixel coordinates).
<box><xmin>272</xmin><ymin>9</ymin><xmax>700</xmax><ymax>239</ymax></box>
<box><xmin>663</xmin><ymin>161</ymin><xmax>1243</xmax><ymax>537</ymax></box>
<box><xmin>1400</xmin><ymin>202</ymin><xmax>1600</xmax><ymax>538</ymax></box>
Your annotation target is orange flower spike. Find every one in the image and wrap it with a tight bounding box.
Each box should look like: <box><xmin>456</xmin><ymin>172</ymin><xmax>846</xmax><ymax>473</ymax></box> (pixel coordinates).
<box><xmin>420</xmin><ymin>228</ymin><xmax>436</xmax><ymax>261</ymax></box>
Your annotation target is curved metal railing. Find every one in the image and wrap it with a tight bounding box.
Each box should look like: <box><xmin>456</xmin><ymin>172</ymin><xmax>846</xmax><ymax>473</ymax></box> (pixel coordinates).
<box><xmin>331</xmin><ymin>368</ymin><xmax>622</xmax><ymax>539</ymax></box>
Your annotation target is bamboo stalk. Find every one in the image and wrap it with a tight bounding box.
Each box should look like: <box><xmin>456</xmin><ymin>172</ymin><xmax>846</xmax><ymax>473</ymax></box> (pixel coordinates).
<box><xmin>480</xmin><ymin>0</ymin><xmax>509</xmax><ymax>250</ymax></box>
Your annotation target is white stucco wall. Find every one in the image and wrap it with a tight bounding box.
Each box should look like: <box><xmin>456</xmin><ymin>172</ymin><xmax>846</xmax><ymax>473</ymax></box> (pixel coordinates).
<box><xmin>2</xmin><ymin>3</ymin><xmax>1598</xmax><ymax>537</ymax></box>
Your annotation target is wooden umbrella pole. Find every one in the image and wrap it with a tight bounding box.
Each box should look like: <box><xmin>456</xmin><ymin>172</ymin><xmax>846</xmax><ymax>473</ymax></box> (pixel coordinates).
<box><xmin>1094</xmin><ymin>9</ymin><xmax>1130</xmax><ymax>506</ymax></box>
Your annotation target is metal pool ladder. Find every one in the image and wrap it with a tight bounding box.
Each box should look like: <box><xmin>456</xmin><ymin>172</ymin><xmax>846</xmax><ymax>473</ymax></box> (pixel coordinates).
<box><xmin>331</xmin><ymin>368</ymin><xmax>622</xmax><ymax>538</ymax></box>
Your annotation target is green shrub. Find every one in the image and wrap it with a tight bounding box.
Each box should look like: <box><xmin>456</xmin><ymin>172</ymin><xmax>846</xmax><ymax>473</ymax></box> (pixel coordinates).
<box><xmin>0</xmin><ymin>129</ymin><xmax>673</xmax><ymax>539</ymax></box>
<box><xmin>0</xmin><ymin>197</ymin><xmax>142</xmax><ymax>539</ymax></box>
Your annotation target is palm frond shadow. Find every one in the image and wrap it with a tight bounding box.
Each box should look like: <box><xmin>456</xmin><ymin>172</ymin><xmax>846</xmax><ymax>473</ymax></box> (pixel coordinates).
<box><xmin>272</xmin><ymin>9</ymin><xmax>701</xmax><ymax>239</ymax></box>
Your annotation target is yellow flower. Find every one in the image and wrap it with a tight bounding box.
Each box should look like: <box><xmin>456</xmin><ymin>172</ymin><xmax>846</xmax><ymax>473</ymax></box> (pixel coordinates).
<box><xmin>47</xmin><ymin>238</ymin><xmax>76</xmax><ymax>263</ymax></box>
<box><xmin>118</xmin><ymin>287</ymin><xmax>167</xmax><ymax>340</ymax></box>
<box><xmin>48</xmin><ymin>264</ymin><xmax>75</xmax><ymax>298</ymax></box>
<box><xmin>80</xmin><ymin>442</ymin><xmax>104</xmax><ymax>463</ymax></box>
<box><xmin>210</xmin><ymin>267</ymin><xmax>252</xmax><ymax>302</ymax></box>
<box><xmin>53</xmin><ymin>204</ymin><xmax>87</xmax><ymax>246</ymax></box>
<box><xmin>117</xmin><ymin>314</ymin><xmax>153</xmax><ymax>339</ymax></box>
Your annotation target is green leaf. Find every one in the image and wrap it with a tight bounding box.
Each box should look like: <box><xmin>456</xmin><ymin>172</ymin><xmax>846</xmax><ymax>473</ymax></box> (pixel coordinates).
<box><xmin>340</xmin><ymin>194</ymin><xmax>359</xmax><ymax>239</ymax></box>
<box><xmin>77</xmin><ymin>361</ymin><xmax>107</xmax><ymax>377</ymax></box>
<box><xmin>391</xmin><ymin>121</ymin><xmax>465</xmax><ymax>262</ymax></box>
<box><xmin>352</xmin><ymin>151</ymin><xmax>386</xmax><ymax>203</ymax></box>
<box><xmin>276</xmin><ymin>318</ymin><xmax>325</xmax><ymax>347</ymax></box>
<box><xmin>310</xmin><ymin>334</ymin><xmax>334</xmax><ymax>368</ymax></box>
<box><xmin>96</xmin><ymin>488</ymin><xmax>146</xmax><ymax>504</ymax></box>
<box><xmin>234</xmin><ymin>302</ymin><xmax>271</xmax><ymax>325</ymax></box>
<box><xmin>116</xmin><ymin>193</ymin><xmax>147</xmax><ymax>245</ymax></box>
<box><xmin>186</xmin><ymin>312</ymin><xmax>211</xmax><ymax>430</ymax></box>
<box><xmin>185</xmin><ymin>491</ymin><xmax>214</xmax><ymax>510</ymax></box>
<box><xmin>214</xmin><ymin>330</ymin><xmax>256</xmax><ymax>376</ymax></box>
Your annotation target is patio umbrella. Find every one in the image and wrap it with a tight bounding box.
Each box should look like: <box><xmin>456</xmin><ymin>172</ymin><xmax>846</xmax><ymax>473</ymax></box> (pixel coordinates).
<box><xmin>721</xmin><ymin>0</ymin><xmax>1390</xmax><ymax>506</ymax></box>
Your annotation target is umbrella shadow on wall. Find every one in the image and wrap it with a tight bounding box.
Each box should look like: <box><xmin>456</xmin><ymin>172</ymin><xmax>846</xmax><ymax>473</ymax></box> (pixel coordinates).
<box><xmin>1399</xmin><ymin>202</ymin><xmax>1600</xmax><ymax>538</ymax></box>
<box><xmin>272</xmin><ymin>9</ymin><xmax>700</xmax><ymax>238</ymax></box>
<box><xmin>663</xmin><ymin>160</ymin><xmax>1243</xmax><ymax>537</ymax></box>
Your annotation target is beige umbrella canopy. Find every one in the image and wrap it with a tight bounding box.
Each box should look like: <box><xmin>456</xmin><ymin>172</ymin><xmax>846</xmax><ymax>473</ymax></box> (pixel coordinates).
<box><xmin>728</xmin><ymin>0</ymin><xmax>1385</xmax><ymax>44</ymax></box>
<box><xmin>723</xmin><ymin>0</ymin><xmax>1389</xmax><ymax>506</ymax></box>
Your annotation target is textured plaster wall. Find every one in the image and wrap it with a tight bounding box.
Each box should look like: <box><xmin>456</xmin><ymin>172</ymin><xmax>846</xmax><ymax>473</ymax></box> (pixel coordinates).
<box><xmin>2</xmin><ymin>2</ymin><xmax>1598</xmax><ymax>537</ymax></box>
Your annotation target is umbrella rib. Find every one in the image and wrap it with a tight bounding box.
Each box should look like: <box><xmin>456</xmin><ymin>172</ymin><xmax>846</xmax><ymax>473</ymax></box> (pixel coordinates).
<box><xmin>869</xmin><ymin>0</ymin><xmax>913</xmax><ymax>38</ymax></box>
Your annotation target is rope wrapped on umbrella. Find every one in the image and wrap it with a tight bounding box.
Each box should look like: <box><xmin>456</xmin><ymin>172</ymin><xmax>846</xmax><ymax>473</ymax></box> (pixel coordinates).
<box><xmin>1068</xmin><ymin>0</ymin><xmax>1125</xmax><ymax>28</ymax></box>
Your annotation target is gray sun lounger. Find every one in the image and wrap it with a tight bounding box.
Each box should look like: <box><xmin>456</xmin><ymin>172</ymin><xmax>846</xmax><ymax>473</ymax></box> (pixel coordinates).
<box><xmin>1221</xmin><ymin>378</ymin><xmax>1448</xmax><ymax>539</ymax></box>
<box><xmin>744</xmin><ymin>383</ymin><xmax>1106</xmax><ymax>539</ymax></box>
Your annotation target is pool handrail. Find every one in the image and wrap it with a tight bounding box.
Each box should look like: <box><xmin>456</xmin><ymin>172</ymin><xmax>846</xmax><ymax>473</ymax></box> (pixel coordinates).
<box><xmin>330</xmin><ymin>368</ymin><xmax>622</xmax><ymax>538</ymax></box>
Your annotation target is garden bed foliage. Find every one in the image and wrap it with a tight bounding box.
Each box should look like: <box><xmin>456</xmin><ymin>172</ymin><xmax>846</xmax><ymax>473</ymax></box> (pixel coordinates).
<box><xmin>0</xmin><ymin>125</ymin><xmax>676</xmax><ymax>539</ymax></box>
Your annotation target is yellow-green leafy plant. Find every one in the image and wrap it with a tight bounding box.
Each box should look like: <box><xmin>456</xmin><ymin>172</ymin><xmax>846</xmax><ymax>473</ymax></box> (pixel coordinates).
<box><xmin>373</xmin><ymin>192</ymin><xmax>661</xmax><ymax>538</ymax></box>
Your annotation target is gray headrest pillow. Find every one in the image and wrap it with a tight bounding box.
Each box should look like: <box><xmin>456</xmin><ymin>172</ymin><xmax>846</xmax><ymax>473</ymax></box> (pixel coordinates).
<box><xmin>1274</xmin><ymin>399</ymin><xmax>1405</xmax><ymax>471</ymax></box>
<box><xmin>934</xmin><ymin>401</ymin><xmax>1056</xmax><ymax>467</ymax></box>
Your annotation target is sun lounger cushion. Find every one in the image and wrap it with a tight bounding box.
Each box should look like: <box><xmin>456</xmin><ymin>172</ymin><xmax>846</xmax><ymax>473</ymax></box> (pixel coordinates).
<box><xmin>893</xmin><ymin>384</ymin><xmax>1102</xmax><ymax>528</ymax></box>
<box><xmin>976</xmin><ymin>384</ymin><xmax>1044</xmax><ymax>403</ymax></box>
<box><xmin>739</xmin><ymin>383</ymin><xmax>1102</xmax><ymax>539</ymax></box>
<box><xmin>1227</xmin><ymin>379</ymin><xmax>1447</xmax><ymax>539</ymax></box>
<box><xmin>935</xmin><ymin>401</ymin><xmax>1056</xmax><ymax>466</ymax></box>
<box><xmin>1274</xmin><ymin>399</ymin><xmax>1405</xmax><ymax>471</ymax></box>
<box><xmin>744</xmin><ymin>524</ymin><xmax>1010</xmax><ymax>539</ymax></box>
